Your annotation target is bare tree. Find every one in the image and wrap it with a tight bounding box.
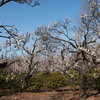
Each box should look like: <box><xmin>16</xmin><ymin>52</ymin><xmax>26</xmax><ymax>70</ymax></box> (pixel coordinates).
<box><xmin>35</xmin><ymin>0</ymin><xmax>100</xmax><ymax>99</ymax></box>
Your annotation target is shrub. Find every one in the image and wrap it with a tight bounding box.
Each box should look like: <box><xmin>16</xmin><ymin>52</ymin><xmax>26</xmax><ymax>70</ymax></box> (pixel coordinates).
<box><xmin>0</xmin><ymin>74</ymin><xmax>23</xmax><ymax>92</ymax></box>
<box><xmin>87</xmin><ymin>67</ymin><xmax>100</xmax><ymax>90</ymax></box>
<box><xmin>1</xmin><ymin>68</ymin><xmax>100</xmax><ymax>93</ymax></box>
<box><xmin>27</xmin><ymin>71</ymin><xmax>67</xmax><ymax>91</ymax></box>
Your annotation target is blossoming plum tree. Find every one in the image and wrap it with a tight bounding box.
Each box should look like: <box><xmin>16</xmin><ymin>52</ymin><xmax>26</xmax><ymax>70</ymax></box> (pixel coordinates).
<box><xmin>0</xmin><ymin>0</ymin><xmax>41</xmax><ymax>91</ymax></box>
<box><xmin>35</xmin><ymin>0</ymin><xmax>100</xmax><ymax>100</ymax></box>
<box><xmin>0</xmin><ymin>25</ymin><xmax>44</xmax><ymax>91</ymax></box>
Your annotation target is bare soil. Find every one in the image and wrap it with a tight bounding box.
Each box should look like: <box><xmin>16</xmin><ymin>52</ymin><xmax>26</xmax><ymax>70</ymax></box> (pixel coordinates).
<box><xmin>0</xmin><ymin>87</ymin><xmax>100</xmax><ymax>100</ymax></box>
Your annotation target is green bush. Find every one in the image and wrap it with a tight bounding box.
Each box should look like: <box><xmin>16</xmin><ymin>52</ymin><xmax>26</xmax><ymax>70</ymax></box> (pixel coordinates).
<box><xmin>65</xmin><ymin>68</ymin><xmax>100</xmax><ymax>90</ymax></box>
<box><xmin>43</xmin><ymin>74</ymin><xmax>66</xmax><ymax>89</ymax></box>
<box><xmin>94</xmin><ymin>75</ymin><xmax>100</xmax><ymax>91</ymax></box>
<box><xmin>1</xmin><ymin>68</ymin><xmax>100</xmax><ymax>93</ymax></box>
<box><xmin>27</xmin><ymin>71</ymin><xmax>67</xmax><ymax>91</ymax></box>
<box><xmin>65</xmin><ymin>69</ymin><xmax>81</xmax><ymax>89</ymax></box>
<box><xmin>28</xmin><ymin>76</ymin><xmax>43</xmax><ymax>91</ymax></box>
<box><xmin>0</xmin><ymin>74</ymin><xmax>23</xmax><ymax>91</ymax></box>
<box><xmin>87</xmin><ymin>67</ymin><xmax>100</xmax><ymax>90</ymax></box>
<box><xmin>28</xmin><ymin>69</ymin><xmax>100</xmax><ymax>91</ymax></box>
<box><xmin>66</xmin><ymin>68</ymin><xmax>100</xmax><ymax>90</ymax></box>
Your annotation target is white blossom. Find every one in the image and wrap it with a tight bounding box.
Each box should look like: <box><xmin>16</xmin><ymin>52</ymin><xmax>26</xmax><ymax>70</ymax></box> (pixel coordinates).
<box><xmin>6</xmin><ymin>77</ymin><xmax>8</xmax><ymax>82</ymax></box>
<box><xmin>93</xmin><ymin>73</ymin><xmax>99</xmax><ymax>78</ymax></box>
<box><xmin>11</xmin><ymin>76</ymin><xmax>14</xmax><ymax>80</ymax></box>
<box><xmin>52</xmin><ymin>22</ymin><xmax>59</xmax><ymax>26</ymax></box>
<box><xmin>47</xmin><ymin>25</ymin><xmax>53</xmax><ymax>29</ymax></box>
<box><xmin>70</xmin><ymin>74</ymin><xmax>74</xmax><ymax>78</ymax></box>
<box><xmin>5</xmin><ymin>31</ymin><xmax>7</xmax><ymax>33</ymax></box>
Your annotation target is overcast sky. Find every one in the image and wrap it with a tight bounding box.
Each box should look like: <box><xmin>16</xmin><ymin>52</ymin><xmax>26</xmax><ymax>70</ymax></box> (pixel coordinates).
<box><xmin>0</xmin><ymin>0</ymin><xmax>81</xmax><ymax>56</ymax></box>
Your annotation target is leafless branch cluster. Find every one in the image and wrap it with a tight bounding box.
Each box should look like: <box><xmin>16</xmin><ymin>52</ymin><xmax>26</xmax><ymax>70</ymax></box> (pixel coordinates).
<box><xmin>0</xmin><ymin>0</ymin><xmax>40</xmax><ymax>7</ymax></box>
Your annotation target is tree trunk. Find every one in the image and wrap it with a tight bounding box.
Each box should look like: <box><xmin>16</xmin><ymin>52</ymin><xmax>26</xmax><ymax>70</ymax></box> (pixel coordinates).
<box><xmin>21</xmin><ymin>79</ymin><xmax>27</xmax><ymax>92</ymax></box>
<box><xmin>80</xmin><ymin>75</ymin><xmax>87</xmax><ymax>100</ymax></box>
<box><xmin>21</xmin><ymin>74</ymin><xmax>33</xmax><ymax>92</ymax></box>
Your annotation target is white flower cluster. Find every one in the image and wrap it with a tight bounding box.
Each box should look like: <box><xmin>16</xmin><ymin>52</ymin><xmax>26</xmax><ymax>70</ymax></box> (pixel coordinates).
<box><xmin>80</xmin><ymin>0</ymin><xmax>100</xmax><ymax>21</ymax></box>
<box><xmin>65</xmin><ymin>16</ymin><xmax>71</xmax><ymax>23</ymax></box>
<box><xmin>80</xmin><ymin>12</ymin><xmax>85</xmax><ymax>18</ymax></box>
<box><xmin>47</xmin><ymin>21</ymin><xmax>59</xmax><ymax>29</ymax></box>
<box><xmin>6</xmin><ymin>77</ymin><xmax>8</xmax><ymax>82</ymax></box>
<box><xmin>52</xmin><ymin>22</ymin><xmax>59</xmax><ymax>27</ymax></box>
<box><xmin>11</xmin><ymin>75</ymin><xmax>15</xmax><ymax>80</ymax></box>
<box><xmin>69</xmin><ymin>74</ymin><xmax>74</xmax><ymax>78</ymax></box>
<box><xmin>93</xmin><ymin>73</ymin><xmax>99</xmax><ymax>79</ymax></box>
<box><xmin>47</xmin><ymin>16</ymin><xmax>71</xmax><ymax>30</ymax></box>
<box><xmin>2</xmin><ymin>27</ymin><xmax>22</xmax><ymax>50</ymax></box>
<box><xmin>78</xmin><ymin>46</ymin><xmax>96</xmax><ymax>56</ymax></box>
<box><xmin>47</xmin><ymin>24</ymin><xmax>53</xmax><ymax>29</ymax></box>
<box><xmin>80</xmin><ymin>13</ymin><xmax>93</xmax><ymax>18</ymax></box>
<box><xmin>66</xmin><ymin>70</ymin><xmax>79</xmax><ymax>79</ymax></box>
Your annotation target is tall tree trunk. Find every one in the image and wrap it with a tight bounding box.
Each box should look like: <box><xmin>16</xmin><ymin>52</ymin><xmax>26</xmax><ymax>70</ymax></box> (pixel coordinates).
<box><xmin>21</xmin><ymin>79</ymin><xmax>27</xmax><ymax>92</ymax></box>
<box><xmin>80</xmin><ymin>75</ymin><xmax>87</xmax><ymax>100</ymax></box>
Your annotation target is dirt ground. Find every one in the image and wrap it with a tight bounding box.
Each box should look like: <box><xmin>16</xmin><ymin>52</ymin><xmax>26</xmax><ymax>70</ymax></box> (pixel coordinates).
<box><xmin>0</xmin><ymin>87</ymin><xmax>100</xmax><ymax>100</ymax></box>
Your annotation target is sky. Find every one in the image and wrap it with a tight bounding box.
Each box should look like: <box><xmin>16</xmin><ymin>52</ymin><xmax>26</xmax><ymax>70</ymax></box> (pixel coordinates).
<box><xmin>0</xmin><ymin>0</ymin><xmax>81</xmax><ymax>56</ymax></box>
